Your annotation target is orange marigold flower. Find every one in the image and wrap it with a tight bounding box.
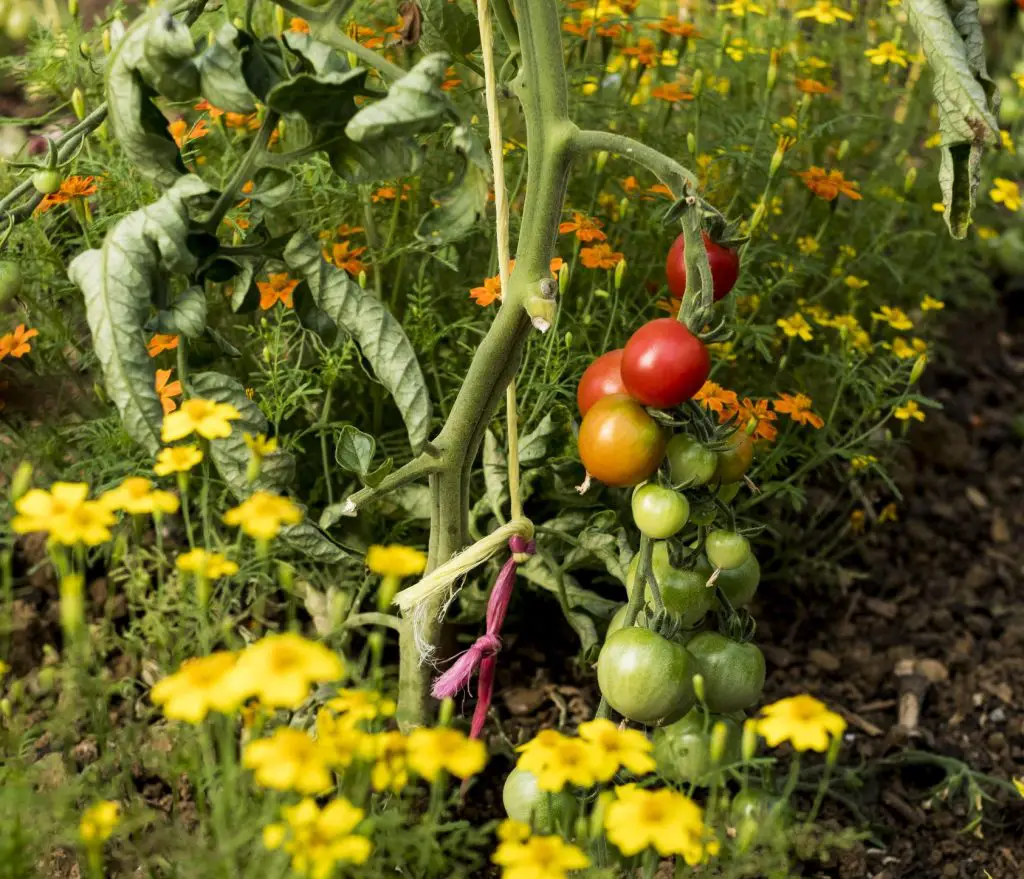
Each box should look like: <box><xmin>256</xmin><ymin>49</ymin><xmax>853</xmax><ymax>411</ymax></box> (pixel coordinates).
<box><xmin>549</xmin><ymin>257</ymin><xmax>565</xmax><ymax>275</ymax></box>
<box><xmin>735</xmin><ymin>398</ymin><xmax>777</xmax><ymax>441</ymax></box>
<box><xmin>562</xmin><ymin>18</ymin><xmax>594</xmax><ymax>37</ymax></box>
<box><xmin>0</xmin><ymin>324</ymin><xmax>38</xmax><ymax>360</ymax></box>
<box><xmin>647</xmin><ymin>183</ymin><xmax>675</xmax><ymax>199</ymax></box>
<box><xmin>289</xmin><ymin>17</ymin><xmax>310</xmax><ymax>33</ymax></box>
<box><xmin>336</xmin><ymin>224</ymin><xmax>364</xmax><ymax>237</ymax></box>
<box><xmin>470</xmin><ymin>275</ymin><xmax>502</xmax><ymax>307</ymax></box>
<box><xmin>693</xmin><ymin>381</ymin><xmax>740</xmax><ymax>417</ymax></box>
<box><xmin>36</xmin><ymin>176</ymin><xmax>99</xmax><ymax>214</ymax></box>
<box><xmin>372</xmin><ymin>184</ymin><xmax>410</xmax><ymax>202</ymax></box>
<box><xmin>621</xmin><ymin>176</ymin><xmax>641</xmax><ymax>194</ymax></box>
<box><xmin>580</xmin><ymin>243</ymin><xmax>624</xmax><ymax>269</ymax></box>
<box><xmin>559</xmin><ymin>212</ymin><xmax>606</xmax><ymax>242</ymax></box>
<box><xmin>258</xmin><ymin>273</ymin><xmax>299</xmax><ymax>310</ymax></box>
<box><xmin>441</xmin><ymin>66</ymin><xmax>462</xmax><ymax>91</ymax></box>
<box><xmin>651</xmin><ymin>82</ymin><xmax>694</xmax><ymax>103</ymax></box>
<box><xmin>156</xmin><ymin>369</ymin><xmax>183</xmax><ymax>415</ymax></box>
<box><xmin>147</xmin><ymin>334</ymin><xmax>180</xmax><ymax>357</ymax></box>
<box><xmin>224</xmin><ymin>112</ymin><xmax>260</xmax><ymax>131</ymax></box>
<box><xmin>330</xmin><ymin>241</ymin><xmax>368</xmax><ymax>276</ymax></box>
<box><xmin>773</xmin><ymin>392</ymin><xmax>824</xmax><ymax>429</ymax></box>
<box><xmin>622</xmin><ymin>38</ymin><xmax>659</xmax><ymax>66</ymax></box>
<box><xmin>168</xmin><ymin>118</ymin><xmax>210</xmax><ymax>148</ymax></box>
<box><xmin>647</xmin><ymin>16</ymin><xmax>700</xmax><ymax>37</ymax></box>
<box><xmin>795</xmin><ymin>78</ymin><xmax>831</xmax><ymax>95</ymax></box>
<box><xmin>194</xmin><ymin>99</ymin><xmax>225</xmax><ymax>120</ymax></box>
<box><xmin>797</xmin><ymin>166</ymin><xmax>862</xmax><ymax>201</ymax></box>
<box><xmin>655</xmin><ymin>296</ymin><xmax>682</xmax><ymax>315</ymax></box>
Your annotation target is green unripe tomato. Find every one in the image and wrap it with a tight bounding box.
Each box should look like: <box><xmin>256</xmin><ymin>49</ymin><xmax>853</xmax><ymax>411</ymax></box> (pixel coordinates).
<box><xmin>4</xmin><ymin>1</ymin><xmax>34</xmax><ymax>39</ymax></box>
<box><xmin>631</xmin><ymin>483</ymin><xmax>689</xmax><ymax>539</ymax></box>
<box><xmin>730</xmin><ymin>789</ymin><xmax>791</xmax><ymax>852</ymax></box>
<box><xmin>503</xmin><ymin>769</ymin><xmax>557</xmax><ymax>826</ymax></box>
<box><xmin>715</xmin><ymin>432</ymin><xmax>754</xmax><ymax>484</ymax></box>
<box><xmin>598</xmin><ymin>627</ymin><xmax>697</xmax><ymax>725</ymax></box>
<box><xmin>0</xmin><ymin>261</ymin><xmax>22</xmax><ymax>304</ymax></box>
<box><xmin>717</xmin><ymin>482</ymin><xmax>740</xmax><ymax>503</ymax></box>
<box><xmin>607</xmin><ymin>603</ymin><xmax>630</xmax><ymax>636</ymax></box>
<box><xmin>696</xmin><ymin>553</ymin><xmax>760</xmax><ymax>607</ymax></box>
<box><xmin>686</xmin><ymin>632</ymin><xmax>766</xmax><ymax>714</ymax></box>
<box><xmin>626</xmin><ymin>543</ymin><xmax>713</xmax><ymax>626</ymax></box>
<box><xmin>653</xmin><ymin>708</ymin><xmax>742</xmax><ymax>784</ymax></box>
<box><xmin>705</xmin><ymin>530</ymin><xmax>751</xmax><ymax>570</ymax></box>
<box><xmin>31</xmin><ymin>169</ymin><xmax>62</xmax><ymax>195</ymax></box>
<box><xmin>667</xmin><ymin>434</ymin><xmax>717</xmax><ymax>487</ymax></box>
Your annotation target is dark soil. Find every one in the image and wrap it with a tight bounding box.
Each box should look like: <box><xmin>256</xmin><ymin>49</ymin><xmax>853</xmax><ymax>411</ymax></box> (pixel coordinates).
<box><xmin>468</xmin><ymin>291</ymin><xmax>1024</xmax><ymax>878</ymax></box>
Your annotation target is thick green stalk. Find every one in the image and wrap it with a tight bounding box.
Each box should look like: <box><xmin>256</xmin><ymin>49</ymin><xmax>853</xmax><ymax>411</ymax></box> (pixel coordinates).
<box><xmin>396</xmin><ymin>0</ymin><xmax>574</xmax><ymax>728</ymax></box>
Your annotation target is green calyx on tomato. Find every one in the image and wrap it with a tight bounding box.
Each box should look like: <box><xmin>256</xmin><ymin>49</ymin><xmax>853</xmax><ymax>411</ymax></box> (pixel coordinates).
<box><xmin>31</xmin><ymin>169</ymin><xmax>62</xmax><ymax>195</ymax></box>
<box><xmin>705</xmin><ymin>530</ymin><xmax>751</xmax><ymax>570</ymax></box>
<box><xmin>667</xmin><ymin>434</ymin><xmax>718</xmax><ymax>488</ymax></box>
<box><xmin>715</xmin><ymin>431</ymin><xmax>754</xmax><ymax>484</ymax></box>
<box><xmin>666</xmin><ymin>232</ymin><xmax>740</xmax><ymax>303</ymax></box>
<box><xmin>626</xmin><ymin>542</ymin><xmax>713</xmax><ymax>626</ymax></box>
<box><xmin>686</xmin><ymin>631</ymin><xmax>766</xmax><ymax>714</ymax></box>
<box><xmin>696</xmin><ymin>552</ymin><xmax>760</xmax><ymax>608</ymax></box>
<box><xmin>578</xmin><ymin>395</ymin><xmax>666</xmax><ymax>487</ymax></box>
<box><xmin>653</xmin><ymin>708</ymin><xmax>742</xmax><ymax>784</ymax></box>
<box><xmin>631</xmin><ymin>483</ymin><xmax>689</xmax><ymax>539</ymax></box>
<box><xmin>597</xmin><ymin>627</ymin><xmax>696</xmax><ymax>725</ymax></box>
<box><xmin>502</xmin><ymin>768</ymin><xmax>560</xmax><ymax>826</ymax></box>
<box><xmin>621</xmin><ymin>318</ymin><xmax>711</xmax><ymax>410</ymax></box>
<box><xmin>577</xmin><ymin>348</ymin><xmax>627</xmax><ymax>416</ymax></box>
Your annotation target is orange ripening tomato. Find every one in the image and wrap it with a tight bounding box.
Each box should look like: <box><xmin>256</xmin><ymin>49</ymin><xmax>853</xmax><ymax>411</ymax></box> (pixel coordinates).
<box><xmin>578</xmin><ymin>395</ymin><xmax>666</xmax><ymax>486</ymax></box>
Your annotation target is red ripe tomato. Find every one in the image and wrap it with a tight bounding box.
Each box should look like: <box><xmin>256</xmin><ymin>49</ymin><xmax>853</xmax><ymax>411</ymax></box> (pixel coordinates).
<box><xmin>666</xmin><ymin>232</ymin><xmax>740</xmax><ymax>302</ymax></box>
<box><xmin>577</xmin><ymin>349</ymin><xmax>628</xmax><ymax>416</ymax></box>
<box><xmin>578</xmin><ymin>395</ymin><xmax>666</xmax><ymax>487</ymax></box>
<box><xmin>621</xmin><ymin>318</ymin><xmax>711</xmax><ymax>409</ymax></box>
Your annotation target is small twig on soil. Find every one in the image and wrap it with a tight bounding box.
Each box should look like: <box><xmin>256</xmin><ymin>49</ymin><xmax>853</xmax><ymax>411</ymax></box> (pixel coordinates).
<box><xmin>894</xmin><ymin>658</ymin><xmax>949</xmax><ymax>734</ymax></box>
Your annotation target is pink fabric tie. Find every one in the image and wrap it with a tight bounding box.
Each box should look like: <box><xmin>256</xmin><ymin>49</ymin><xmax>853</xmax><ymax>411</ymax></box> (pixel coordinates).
<box><xmin>431</xmin><ymin>535</ymin><xmax>535</xmax><ymax>738</ymax></box>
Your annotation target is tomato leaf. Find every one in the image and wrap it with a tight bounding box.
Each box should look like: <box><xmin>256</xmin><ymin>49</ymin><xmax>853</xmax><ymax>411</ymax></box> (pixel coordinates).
<box><xmin>240</xmin><ymin>37</ymin><xmax>287</xmax><ymax>102</ymax></box>
<box><xmin>416</xmin><ymin>125</ymin><xmax>490</xmax><ymax>245</ymax></box>
<box><xmin>482</xmin><ymin>429</ymin><xmax>509</xmax><ymax>524</ymax></box>
<box><xmin>147</xmin><ymin>286</ymin><xmax>207</xmax><ymax>338</ymax></box>
<box><xmin>904</xmin><ymin>0</ymin><xmax>999</xmax><ymax>238</ymax></box>
<box><xmin>106</xmin><ymin>10</ymin><xmax>189</xmax><ymax>188</ymax></box>
<box><xmin>335</xmin><ymin>424</ymin><xmax>376</xmax><ymax>475</ymax></box>
<box><xmin>188</xmin><ymin>370</ymin><xmax>348</xmax><ymax>562</ymax></box>
<box><xmin>345</xmin><ymin>52</ymin><xmax>451</xmax><ymax>142</ymax></box>
<box><xmin>267</xmin><ymin>66</ymin><xmax>367</xmax><ymax>128</ymax></box>
<box><xmin>284</xmin><ymin>234</ymin><xmax>433</xmax><ymax>453</ymax></box>
<box><xmin>326</xmin><ymin>136</ymin><xmax>424</xmax><ymax>183</ymax></box>
<box><xmin>68</xmin><ymin>176</ymin><xmax>210</xmax><ymax>454</ymax></box>
<box><xmin>248</xmin><ymin>167</ymin><xmax>295</xmax><ymax>208</ymax></box>
<box><xmin>135</xmin><ymin>10</ymin><xmax>201</xmax><ymax>102</ymax></box>
<box><xmin>419</xmin><ymin>0</ymin><xmax>480</xmax><ymax>57</ymax></box>
<box><xmin>196</xmin><ymin>23</ymin><xmax>257</xmax><ymax>113</ymax></box>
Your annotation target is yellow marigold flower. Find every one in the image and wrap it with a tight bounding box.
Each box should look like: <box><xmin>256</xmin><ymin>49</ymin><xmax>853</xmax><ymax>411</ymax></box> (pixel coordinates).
<box><xmin>54</xmin><ymin>500</ymin><xmax>116</xmax><ymax>546</ymax></box>
<box><xmin>154</xmin><ymin>445</ymin><xmax>203</xmax><ymax>476</ymax></box>
<box><xmin>516</xmin><ymin>730</ymin><xmax>599</xmax><ymax>792</ymax></box>
<box><xmin>989</xmin><ymin>178</ymin><xmax>1021</xmax><ymax>212</ymax></box>
<box><xmin>604</xmin><ymin>784</ymin><xmax>719</xmax><ymax>864</ymax></box>
<box><xmin>1013</xmin><ymin>778</ymin><xmax>1024</xmax><ymax>799</ymax></box>
<box><xmin>577</xmin><ymin>718</ymin><xmax>655</xmax><ymax>780</ymax></box>
<box><xmin>1014</xmin><ymin>72</ymin><xmax>1024</xmax><ymax>91</ymax></box>
<box><xmin>176</xmin><ymin>549</ymin><xmax>239</xmax><ymax>580</ymax></box>
<box><xmin>223</xmin><ymin>491</ymin><xmax>302</xmax><ymax>540</ymax></box>
<box><xmin>243</xmin><ymin>432</ymin><xmax>278</xmax><ymax>457</ymax></box>
<box><xmin>894</xmin><ymin>400</ymin><xmax>925</xmax><ymax>422</ymax></box>
<box><xmin>757</xmin><ymin>694</ymin><xmax>847</xmax><ymax>752</ymax></box>
<box><xmin>844</xmin><ymin>275</ymin><xmax>869</xmax><ymax>289</ymax></box>
<box><xmin>244</xmin><ymin>728</ymin><xmax>335</xmax><ymax>794</ymax></box>
<box><xmin>316</xmin><ymin>709</ymin><xmax>367</xmax><ymax>766</ymax></box>
<box><xmin>223</xmin><ymin>632</ymin><xmax>344</xmax><ymax>709</ymax></box>
<box><xmin>100</xmin><ymin>477</ymin><xmax>179</xmax><ymax>516</ymax></box>
<box><xmin>931</xmin><ymin>202</ymin><xmax>945</xmax><ymax>213</ymax></box>
<box><xmin>1000</xmin><ymin>130</ymin><xmax>1016</xmax><ymax>155</ymax></box>
<box><xmin>161</xmin><ymin>398</ymin><xmax>241</xmax><ymax>443</ymax></box>
<box><xmin>150</xmin><ymin>651</ymin><xmax>241</xmax><ymax>722</ymax></box>
<box><xmin>849</xmin><ymin>509</ymin><xmax>866</xmax><ymax>534</ymax></box>
<box><xmin>865</xmin><ymin>41</ymin><xmax>908</xmax><ymax>67</ymax></box>
<box><xmin>720</xmin><ymin>0</ymin><xmax>766</xmax><ymax>15</ymax></box>
<box><xmin>773</xmin><ymin>393</ymin><xmax>824</xmax><ymax>429</ymax></box>
<box><xmin>891</xmin><ymin>337</ymin><xmax>928</xmax><ymax>360</ymax></box>
<box><xmin>0</xmin><ymin>660</ymin><xmax>8</xmax><ymax>677</ymax></box>
<box><xmin>80</xmin><ymin>801</ymin><xmax>120</xmax><ymax>845</ymax></box>
<box><xmin>492</xmin><ymin>832</ymin><xmax>590</xmax><ymax>879</ymax></box>
<box><xmin>326</xmin><ymin>688</ymin><xmax>396</xmax><ymax>722</ymax></box>
<box><xmin>12</xmin><ymin>482</ymin><xmax>88</xmax><ymax>534</ymax></box>
<box><xmin>794</xmin><ymin>0</ymin><xmax>853</xmax><ymax>24</ymax></box>
<box><xmin>796</xmin><ymin>235</ymin><xmax>820</xmax><ymax>255</ymax></box>
<box><xmin>263</xmin><ymin>798</ymin><xmax>372</xmax><ymax>876</ymax></box>
<box><xmin>365</xmin><ymin>544</ymin><xmax>427</xmax><ymax>578</ymax></box>
<box><xmin>919</xmin><ymin>295</ymin><xmax>943</xmax><ymax>312</ymax></box>
<box><xmin>407</xmin><ymin>727</ymin><xmax>488</xmax><ymax>781</ymax></box>
<box><xmin>871</xmin><ymin>305</ymin><xmax>913</xmax><ymax>330</ymax></box>
<box><xmin>777</xmin><ymin>313</ymin><xmax>814</xmax><ymax>341</ymax></box>
<box><xmin>850</xmin><ymin>454</ymin><xmax>877</xmax><ymax>471</ymax></box>
<box><xmin>976</xmin><ymin>226</ymin><xmax>999</xmax><ymax>240</ymax></box>
<box><xmin>365</xmin><ymin>730</ymin><xmax>411</xmax><ymax>792</ymax></box>
<box><xmin>879</xmin><ymin>502</ymin><xmax>899</xmax><ymax>523</ymax></box>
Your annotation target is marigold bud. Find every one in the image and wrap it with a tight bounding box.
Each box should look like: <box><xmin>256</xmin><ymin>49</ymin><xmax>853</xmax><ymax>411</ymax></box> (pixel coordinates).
<box><xmin>692</xmin><ymin>672</ymin><xmax>706</xmax><ymax>704</ymax></box>
<box><xmin>558</xmin><ymin>260</ymin><xmax>569</xmax><ymax>295</ymax></box>
<box><xmin>837</xmin><ymin>139</ymin><xmax>850</xmax><ymax>161</ymax></box>
<box><xmin>710</xmin><ymin>721</ymin><xmax>730</xmax><ymax>764</ymax></box>
<box><xmin>741</xmin><ymin>718</ymin><xmax>759</xmax><ymax>761</ymax></box>
<box><xmin>687</xmin><ymin>131</ymin><xmax>697</xmax><ymax>156</ymax></box>
<box><xmin>10</xmin><ymin>461</ymin><xmax>32</xmax><ymax>502</ymax></box>
<box><xmin>910</xmin><ymin>354</ymin><xmax>927</xmax><ymax>384</ymax></box>
<box><xmin>903</xmin><ymin>166</ymin><xmax>917</xmax><ymax>193</ymax></box>
<box><xmin>60</xmin><ymin>574</ymin><xmax>85</xmax><ymax>640</ymax></box>
<box><xmin>614</xmin><ymin>258</ymin><xmax>626</xmax><ymax>290</ymax></box>
<box><xmin>595</xmin><ymin>150</ymin><xmax>609</xmax><ymax>174</ymax></box>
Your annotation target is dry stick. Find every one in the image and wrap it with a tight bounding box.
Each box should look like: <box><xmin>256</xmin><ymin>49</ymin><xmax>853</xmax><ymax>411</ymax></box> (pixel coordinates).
<box><xmin>477</xmin><ymin>0</ymin><xmax>522</xmax><ymax>522</ymax></box>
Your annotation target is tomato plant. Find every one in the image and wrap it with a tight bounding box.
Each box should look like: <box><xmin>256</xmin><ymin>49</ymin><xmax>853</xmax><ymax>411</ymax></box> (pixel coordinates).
<box><xmin>705</xmin><ymin>530</ymin><xmax>751</xmax><ymax>570</ymax></box>
<box><xmin>577</xmin><ymin>348</ymin><xmax>627</xmax><ymax>416</ymax></box>
<box><xmin>597</xmin><ymin>627</ymin><xmax>696</xmax><ymax>724</ymax></box>
<box><xmin>666</xmin><ymin>232</ymin><xmax>740</xmax><ymax>302</ymax></box>
<box><xmin>631</xmin><ymin>484</ymin><xmax>689</xmax><ymax>539</ymax></box>
<box><xmin>620</xmin><ymin>318</ymin><xmax>711</xmax><ymax>409</ymax></box>
<box><xmin>667</xmin><ymin>435</ymin><xmax>718</xmax><ymax>488</ymax></box>
<box><xmin>30</xmin><ymin>170</ymin><xmax>61</xmax><ymax>195</ymax></box>
<box><xmin>696</xmin><ymin>553</ymin><xmax>761</xmax><ymax>608</ymax></box>
<box><xmin>686</xmin><ymin>632</ymin><xmax>766</xmax><ymax>714</ymax></box>
<box><xmin>578</xmin><ymin>395</ymin><xmax>666</xmax><ymax>487</ymax></box>
<box><xmin>653</xmin><ymin>708</ymin><xmax>742</xmax><ymax>783</ymax></box>
<box><xmin>715</xmin><ymin>432</ymin><xmax>754</xmax><ymax>484</ymax></box>
<box><xmin>625</xmin><ymin>542</ymin><xmax>713</xmax><ymax>625</ymax></box>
